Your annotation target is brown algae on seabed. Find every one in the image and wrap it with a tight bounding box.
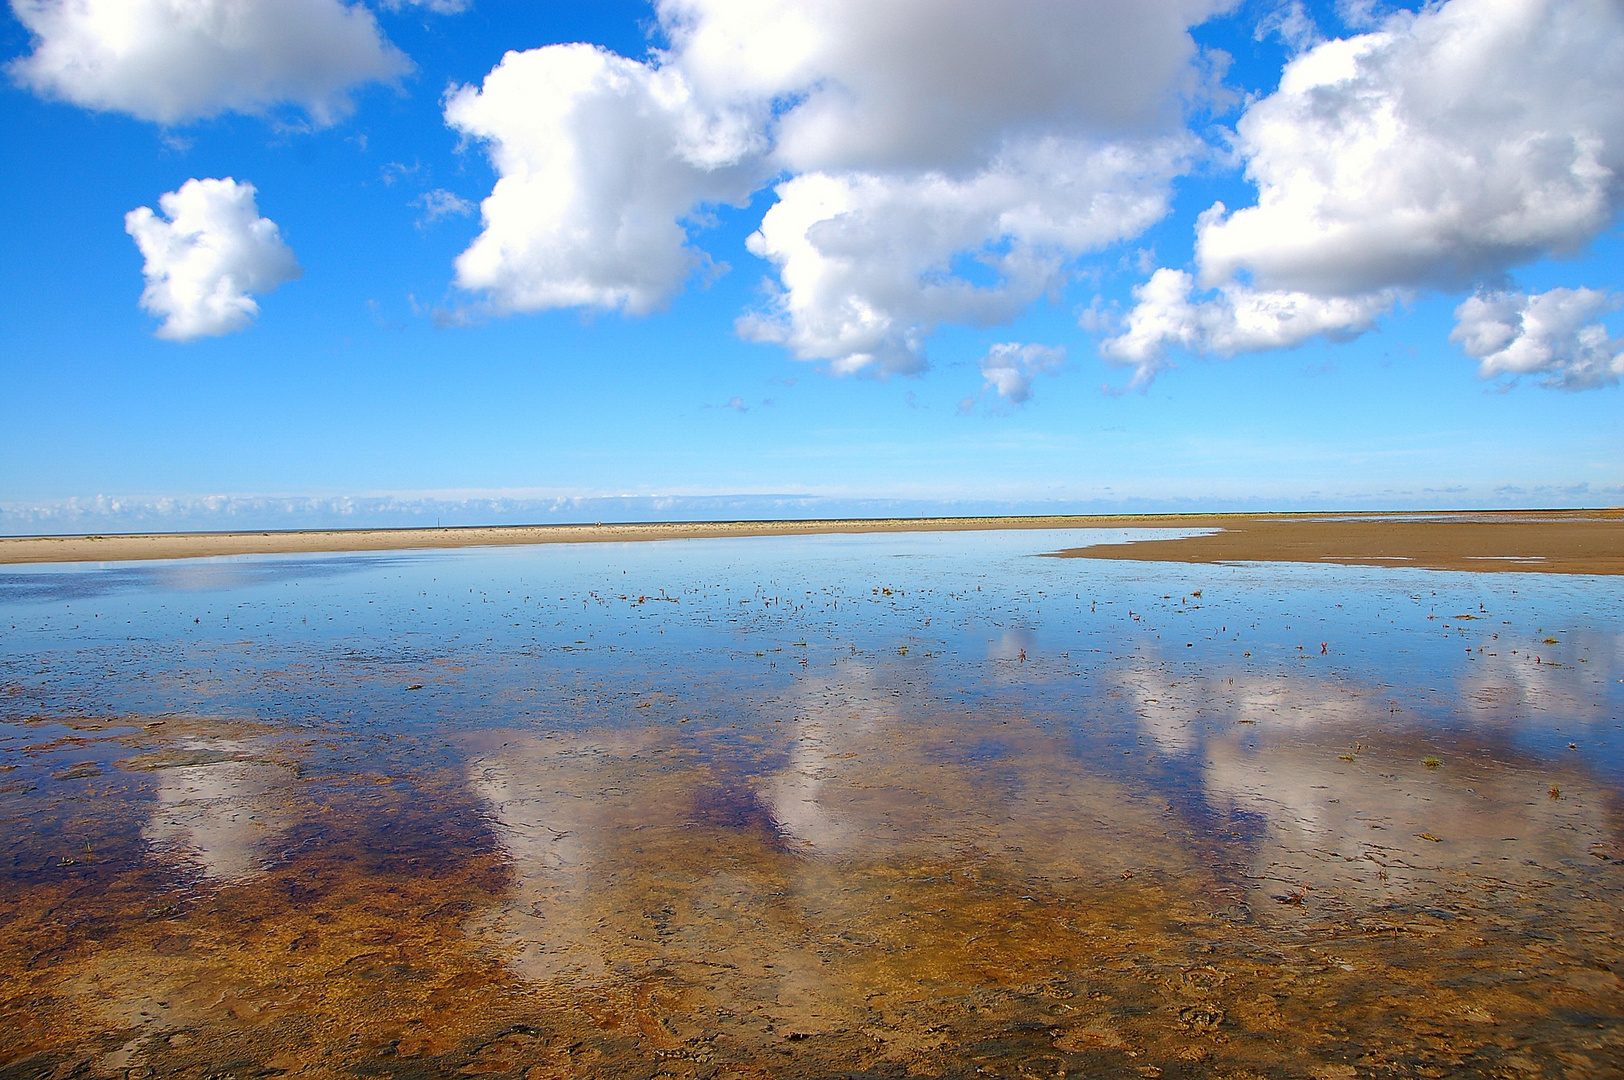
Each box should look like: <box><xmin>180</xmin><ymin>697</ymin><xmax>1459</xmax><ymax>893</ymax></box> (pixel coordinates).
<box><xmin>3</xmin><ymin>701</ymin><xmax>1621</xmax><ymax>1080</ymax></box>
<box><xmin>2</xmin><ymin>532</ymin><xmax>1623</xmax><ymax>1077</ymax></box>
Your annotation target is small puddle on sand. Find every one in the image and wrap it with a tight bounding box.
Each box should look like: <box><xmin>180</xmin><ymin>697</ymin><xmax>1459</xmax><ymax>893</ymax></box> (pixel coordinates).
<box><xmin>2</xmin><ymin>536</ymin><xmax>1622</xmax><ymax>1077</ymax></box>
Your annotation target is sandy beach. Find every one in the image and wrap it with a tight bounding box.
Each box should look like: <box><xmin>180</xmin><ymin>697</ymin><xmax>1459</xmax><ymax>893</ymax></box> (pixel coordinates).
<box><xmin>0</xmin><ymin>515</ymin><xmax>1097</xmax><ymax>565</ymax></box>
<box><xmin>0</xmin><ymin>508</ymin><xmax>1619</xmax><ymax>573</ymax></box>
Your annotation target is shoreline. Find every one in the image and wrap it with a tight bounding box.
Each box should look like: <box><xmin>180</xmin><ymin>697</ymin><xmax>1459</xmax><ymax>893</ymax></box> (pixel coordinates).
<box><xmin>0</xmin><ymin>508</ymin><xmax>1620</xmax><ymax>574</ymax></box>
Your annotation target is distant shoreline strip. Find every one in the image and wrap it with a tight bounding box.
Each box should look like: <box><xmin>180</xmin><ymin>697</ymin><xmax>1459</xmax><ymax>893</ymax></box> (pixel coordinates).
<box><xmin>0</xmin><ymin>509</ymin><xmax>1619</xmax><ymax>574</ymax></box>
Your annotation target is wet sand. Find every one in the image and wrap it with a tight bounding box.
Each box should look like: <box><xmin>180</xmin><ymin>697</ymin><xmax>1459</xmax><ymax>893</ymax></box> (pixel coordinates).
<box><xmin>6</xmin><ymin>705</ymin><xmax>1621</xmax><ymax>1080</ymax></box>
<box><xmin>2</xmin><ymin>509</ymin><xmax>1620</xmax><ymax>573</ymax></box>
<box><xmin>1052</xmin><ymin>509</ymin><xmax>1624</xmax><ymax>575</ymax></box>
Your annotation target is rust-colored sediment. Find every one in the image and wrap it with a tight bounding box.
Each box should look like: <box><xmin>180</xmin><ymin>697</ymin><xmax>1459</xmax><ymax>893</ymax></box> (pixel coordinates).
<box><xmin>3</xmin><ymin>710</ymin><xmax>1621</xmax><ymax>1079</ymax></box>
<box><xmin>1051</xmin><ymin>509</ymin><xmax>1624</xmax><ymax>575</ymax></box>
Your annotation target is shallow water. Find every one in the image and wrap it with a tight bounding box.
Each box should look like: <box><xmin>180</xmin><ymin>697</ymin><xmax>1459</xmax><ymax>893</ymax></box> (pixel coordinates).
<box><xmin>2</xmin><ymin>529</ymin><xmax>1621</xmax><ymax>1079</ymax></box>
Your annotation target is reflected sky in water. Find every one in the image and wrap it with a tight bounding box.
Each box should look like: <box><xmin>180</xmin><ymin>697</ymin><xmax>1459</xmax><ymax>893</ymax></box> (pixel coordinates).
<box><xmin>2</xmin><ymin>530</ymin><xmax>1622</xmax><ymax>1077</ymax></box>
<box><xmin>4</xmin><ymin>528</ymin><xmax>1619</xmax><ymax>760</ymax></box>
<box><xmin>4</xmin><ymin>531</ymin><xmax>1622</xmax><ymax>877</ymax></box>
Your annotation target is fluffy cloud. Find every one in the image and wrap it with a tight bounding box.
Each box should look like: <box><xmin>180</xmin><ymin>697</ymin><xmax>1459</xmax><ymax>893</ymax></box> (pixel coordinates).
<box><xmin>1101</xmin><ymin>269</ymin><xmax>1395</xmax><ymax>387</ymax></box>
<box><xmin>125</xmin><ymin>178</ymin><xmax>301</xmax><ymax>341</ymax></box>
<box><xmin>979</xmin><ymin>343</ymin><xmax>1066</xmax><ymax>404</ymax></box>
<box><xmin>1452</xmin><ymin>288</ymin><xmax>1624</xmax><ymax>390</ymax></box>
<box><xmin>1203</xmin><ymin>0</ymin><xmax>1624</xmax><ymax>296</ymax></box>
<box><xmin>660</xmin><ymin>0</ymin><xmax>1230</xmax><ymax>173</ymax></box>
<box><xmin>692</xmin><ymin>0</ymin><xmax>1229</xmax><ymax>375</ymax></box>
<box><xmin>7</xmin><ymin>0</ymin><xmax>411</xmax><ymax>125</ymax></box>
<box><xmin>445</xmin><ymin>43</ymin><xmax>764</xmax><ymax>317</ymax></box>
<box><xmin>447</xmin><ymin>0</ymin><xmax>1229</xmax><ymax>371</ymax></box>
<box><xmin>739</xmin><ymin>138</ymin><xmax>1193</xmax><ymax>374</ymax></box>
<box><xmin>1106</xmin><ymin>0</ymin><xmax>1624</xmax><ymax>386</ymax></box>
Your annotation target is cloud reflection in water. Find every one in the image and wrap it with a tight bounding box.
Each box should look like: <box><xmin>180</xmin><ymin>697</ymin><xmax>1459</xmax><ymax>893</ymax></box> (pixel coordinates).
<box><xmin>137</xmin><ymin>740</ymin><xmax>298</xmax><ymax>883</ymax></box>
<box><xmin>1115</xmin><ymin>656</ymin><xmax>1615</xmax><ymax>914</ymax></box>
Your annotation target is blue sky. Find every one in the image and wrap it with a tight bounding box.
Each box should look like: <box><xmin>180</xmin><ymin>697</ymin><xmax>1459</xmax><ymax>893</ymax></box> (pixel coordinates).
<box><xmin>1</xmin><ymin>0</ymin><xmax>1620</xmax><ymax>534</ymax></box>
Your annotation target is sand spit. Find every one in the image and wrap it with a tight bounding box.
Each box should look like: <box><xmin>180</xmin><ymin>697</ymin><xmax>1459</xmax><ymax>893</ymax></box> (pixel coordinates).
<box><xmin>0</xmin><ymin>509</ymin><xmax>1619</xmax><ymax>572</ymax></box>
<box><xmin>0</xmin><ymin>515</ymin><xmax>1102</xmax><ymax>565</ymax></box>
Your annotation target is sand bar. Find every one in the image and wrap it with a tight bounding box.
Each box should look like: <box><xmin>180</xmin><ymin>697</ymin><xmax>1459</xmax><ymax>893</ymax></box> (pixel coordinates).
<box><xmin>1</xmin><ymin>509</ymin><xmax>1619</xmax><ymax>573</ymax></box>
<box><xmin>1052</xmin><ymin>508</ymin><xmax>1623</xmax><ymax>575</ymax></box>
<box><xmin>0</xmin><ymin>515</ymin><xmax>1121</xmax><ymax>565</ymax></box>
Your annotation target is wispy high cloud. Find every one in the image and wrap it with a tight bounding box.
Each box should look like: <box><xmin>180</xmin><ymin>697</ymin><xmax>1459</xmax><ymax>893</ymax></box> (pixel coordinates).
<box><xmin>377</xmin><ymin>0</ymin><xmax>468</xmax><ymax>12</ymax></box>
<box><xmin>413</xmin><ymin>188</ymin><xmax>474</xmax><ymax>226</ymax></box>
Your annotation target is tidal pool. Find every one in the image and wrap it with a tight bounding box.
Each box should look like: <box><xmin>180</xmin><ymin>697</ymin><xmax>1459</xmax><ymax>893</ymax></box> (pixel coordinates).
<box><xmin>1</xmin><ymin>529</ymin><xmax>1621</xmax><ymax>1079</ymax></box>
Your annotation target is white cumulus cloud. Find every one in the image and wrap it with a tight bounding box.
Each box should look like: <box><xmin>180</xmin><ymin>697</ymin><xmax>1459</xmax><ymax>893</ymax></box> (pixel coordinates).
<box><xmin>125</xmin><ymin>177</ymin><xmax>302</xmax><ymax>341</ymax></box>
<box><xmin>1202</xmin><ymin>0</ymin><xmax>1624</xmax><ymax>297</ymax></box>
<box><xmin>7</xmin><ymin>0</ymin><xmax>411</xmax><ymax>125</ymax></box>
<box><xmin>1452</xmin><ymin>288</ymin><xmax>1624</xmax><ymax>390</ymax></box>
<box><xmin>446</xmin><ymin>0</ymin><xmax>1231</xmax><ymax>374</ymax></box>
<box><xmin>979</xmin><ymin>343</ymin><xmax>1066</xmax><ymax>404</ymax></box>
<box><xmin>661</xmin><ymin>0</ymin><xmax>1231</xmax><ymax>174</ymax></box>
<box><xmin>1101</xmin><ymin>269</ymin><xmax>1395</xmax><ymax>388</ymax></box>
<box><xmin>445</xmin><ymin>42</ymin><xmax>765</xmax><ymax>317</ymax></box>
<box><xmin>1105</xmin><ymin>0</ymin><xmax>1624</xmax><ymax>388</ymax></box>
<box><xmin>739</xmin><ymin>138</ymin><xmax>1193</xmax><ymax>375</ymax></box>
<box><xmin>692</xmin><ymin>0</ymin><xmax>1229</xmax><ymax>376</ymax></box>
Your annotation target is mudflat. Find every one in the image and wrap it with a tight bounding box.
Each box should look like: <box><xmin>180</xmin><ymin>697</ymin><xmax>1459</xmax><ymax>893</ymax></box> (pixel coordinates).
<box><xmin>0</xmin><ymin>509</ymin><xmax>1619</xmax><ymax>572</ymax></box>
<box><xmin>1050</xmin><ymin>508</ymin><xmax>1624</xmax><ymax>575</ymax></box>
